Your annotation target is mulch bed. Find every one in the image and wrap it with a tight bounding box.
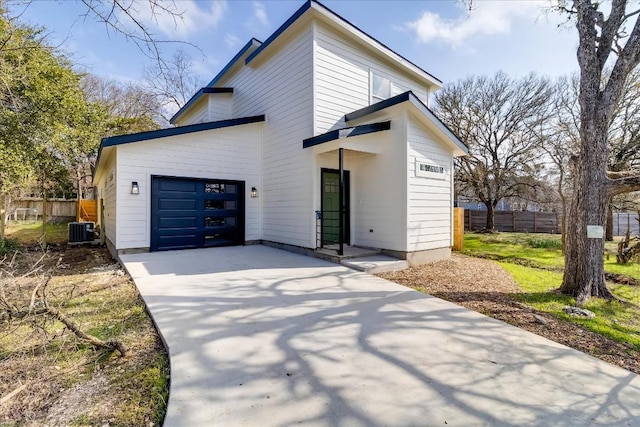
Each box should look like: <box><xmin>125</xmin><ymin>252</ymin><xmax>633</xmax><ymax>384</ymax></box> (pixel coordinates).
<box><xmin>378</xmin><ymin>253</ymin><xmax>640</xmax><ymax>375</ymax></box>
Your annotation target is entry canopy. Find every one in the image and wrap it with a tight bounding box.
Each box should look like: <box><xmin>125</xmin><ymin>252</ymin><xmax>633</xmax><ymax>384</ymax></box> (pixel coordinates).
<box><xmin>346</xmin><ymin>91</ymin><xmax>468</xmax><ymax>157</ymax></box>
<box><xmin>302</xmin><ymin>121</ymin><xmax>391</xmax><ymax>154</ymax></box>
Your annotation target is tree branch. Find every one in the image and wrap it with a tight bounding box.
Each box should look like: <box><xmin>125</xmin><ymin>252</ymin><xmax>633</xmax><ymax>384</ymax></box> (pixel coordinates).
<box><xmin>608</xmin><ymin>170</ymin><xmax>640</xmax><ymax>195</ymax></box>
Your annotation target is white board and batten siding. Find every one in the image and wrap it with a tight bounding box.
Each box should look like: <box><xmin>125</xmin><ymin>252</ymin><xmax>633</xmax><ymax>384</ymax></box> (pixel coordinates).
<box><xmin>114</xmin><ymin>124</ymin><xmax>263</xmax><ymax>250</ymax></box>
<box><xmin>406</xmin><ymin>114</ymin><xmax>454</xmax><ymax>251</ymax></box>
<box><xmin>222</xmin><ymin>28</ymin><xmax>315</xmax><ymax>248</ymax></box>
<box><xmin>314</xmin><ymin>22</ymin><xmax>430</xmax><ymax>134</ymax></box>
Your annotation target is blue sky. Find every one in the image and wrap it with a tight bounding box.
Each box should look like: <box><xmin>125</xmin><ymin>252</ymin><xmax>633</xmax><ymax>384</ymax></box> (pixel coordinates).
<box><xmin>12</xmin><ymin>0</ymin><xmax>579</xmax><ymax>87</ymax></box>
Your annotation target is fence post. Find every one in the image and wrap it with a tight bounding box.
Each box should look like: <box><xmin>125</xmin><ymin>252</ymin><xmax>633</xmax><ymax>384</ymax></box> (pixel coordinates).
<box><xmin>533</xmin><ymin>211</ymin><xmax>537</xmax><ymax>233</ymax></box>
<box><xmin>512</xmin><ymin>211</ymin><xmax>516</xmax><ymax>232</ymax></box>
<box><xmin>453</xmin><ymin>208</ymin><xmax>464</xmax><ymax>251</ymax></box>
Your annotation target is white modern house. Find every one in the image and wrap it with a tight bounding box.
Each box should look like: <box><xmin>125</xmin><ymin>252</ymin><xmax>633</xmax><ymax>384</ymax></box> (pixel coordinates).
<box><xmin>93</xmin><ymin>0</ymin><xmax>467</xmax><ymax>265</ymax></box>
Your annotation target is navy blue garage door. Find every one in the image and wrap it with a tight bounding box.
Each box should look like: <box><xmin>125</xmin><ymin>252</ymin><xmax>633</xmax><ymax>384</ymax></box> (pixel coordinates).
<box><xmin>151</xmin><ymin>176</ymin><xmax>245</xmax><ymax>251</ymax></box>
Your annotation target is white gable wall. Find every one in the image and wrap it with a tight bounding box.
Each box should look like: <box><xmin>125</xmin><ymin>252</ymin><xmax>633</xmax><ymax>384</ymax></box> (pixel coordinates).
<box><xmin>173</xmin><ymin>100</ymin><xmax>208</xmax><ymax>126</ymax></box>
<box><xmin>208</xmin><ymin>94</ymin><xmax>233</xmax><ymax>122</ymax></box>
<box><xmin>223</xmin><ymin>28</ymin><xmax>314</xmax><ymax>248</ymax></box>
<box><xmin>406</xmin><ymin>113</ymin><xmax>454</xmax><ymax>251</ymax></box>
<box><xmin>114</xmin><ymin>123</ymin><xmax>263</xmax><ymax>250</ymax></box>
<box><xmin>314</xmin><ymin>22</ymin><xmax>430</xmax><ymax>134</ymax></box>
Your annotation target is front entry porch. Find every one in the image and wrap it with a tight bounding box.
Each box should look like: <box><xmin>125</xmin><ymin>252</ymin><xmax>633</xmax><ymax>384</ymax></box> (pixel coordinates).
<box><xmin>304</xmin><ymin>120</ymin><xmax>392</xmax><ymax>257</ymax></box>
<box><xmin>315</xmin><ymin>244</ymin><xmax>379</xmax><ymax>260</ymax></box>
<box><xmin>314</xmin><ymin>244</ymin><xmax>408</xmax><ymax>274</ymax></box>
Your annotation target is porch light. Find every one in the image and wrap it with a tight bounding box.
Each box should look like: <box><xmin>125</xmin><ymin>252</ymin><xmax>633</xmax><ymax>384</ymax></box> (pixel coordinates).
<box><xmin>251</xmin><ymin>187</ymin><xmax>258</xmax><ymax>198</ymax></box>
<box><xmin>131</xmin><ymin>181</ymin><xmax>140</xmax><ymax>195</ymax></box>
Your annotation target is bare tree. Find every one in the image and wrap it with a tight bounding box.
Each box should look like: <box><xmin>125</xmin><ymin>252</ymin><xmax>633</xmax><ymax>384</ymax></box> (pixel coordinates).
<box><xmin>81</xmin><ymin>73</ymin><xmax>164</xmax><ymax>132</ymax></box>
<box><xmin>435</xmin><ymin>72</ymin><xmax>554</xmax><ymax>230</ymax></box>
<box><xmin>605</xmin><ymin>68</ymin><xmax>640</xmax><ymax>240</ymax></box>
<box><xmin>608</xmin><ymin>68</ymin><xmax>640</xmax><ymax>173</ymax></box>
<box><xmin>558</xmin><ymin>0</ymin><xmax>640</xmax><ymax>303</ymax></box>
<box><xmin>537</xmin><ymin>75</ymin><xmax>581</xmax><ymax>251</ymax></box>
<box><xmin>9</xmin><ymin>0</ymin><xmax>203</xmax><ymax>77</ymax></box>
<box><xmin>143</xmin><ymin>48</ymin><xmax>204</xmax><ymax>123</ymax></box>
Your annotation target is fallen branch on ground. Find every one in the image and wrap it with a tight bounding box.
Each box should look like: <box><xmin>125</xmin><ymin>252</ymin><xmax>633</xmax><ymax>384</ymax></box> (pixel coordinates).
<box><xmin>1</xmin><ymin>251</ymin><xmax>128</xmax><ymax>358</ymax></box>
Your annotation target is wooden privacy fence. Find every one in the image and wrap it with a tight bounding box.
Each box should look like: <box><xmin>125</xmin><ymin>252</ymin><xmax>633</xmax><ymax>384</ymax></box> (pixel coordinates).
<box><xmin>9</xmin><ymin>199</ymin><xmax>76</xmax><ymax>221</ymax></box>
<box><xmin>465</xmin><ymin>210</ymin><xmax>560</xmax><ymax>234</ymax></box>
<box><xmin>77</xmin><ymin>199</ymin><xmax>97</xmax><ymax>222</ymax></box>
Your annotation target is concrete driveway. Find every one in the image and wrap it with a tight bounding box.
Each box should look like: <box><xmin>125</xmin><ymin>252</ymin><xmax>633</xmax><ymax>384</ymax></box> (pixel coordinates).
<box><xmin>121</xmin><ymin>245</ymin><xmax>640</xmax><ymax>426</ymax></box>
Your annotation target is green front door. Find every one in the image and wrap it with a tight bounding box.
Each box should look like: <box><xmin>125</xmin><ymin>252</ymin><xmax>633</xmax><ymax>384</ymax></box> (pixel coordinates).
<box><xmin>321</xmin><ymin>169</ymin><xmax>350</xmax><ymax>246</ymax></box>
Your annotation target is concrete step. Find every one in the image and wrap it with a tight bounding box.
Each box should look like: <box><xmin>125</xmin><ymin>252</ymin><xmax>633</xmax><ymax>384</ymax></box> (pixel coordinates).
<box><xmin>341</xmin><ymin>255</ymin><xmax>408</xmax><ymax>274</ymax></box>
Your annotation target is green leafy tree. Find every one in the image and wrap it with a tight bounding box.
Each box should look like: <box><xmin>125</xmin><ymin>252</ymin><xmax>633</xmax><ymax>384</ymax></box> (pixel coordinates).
<box><xmin>0</xmin><ymin>10</ymin><xmax>95</xmax><ymax>241</ymax></box>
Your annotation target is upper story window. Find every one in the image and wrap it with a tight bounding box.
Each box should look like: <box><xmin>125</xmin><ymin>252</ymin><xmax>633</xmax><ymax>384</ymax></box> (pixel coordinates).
<box><xmin>371</xmin><ymin>72</ymin><xmax>391</xmax><ymax>102</ymax></box>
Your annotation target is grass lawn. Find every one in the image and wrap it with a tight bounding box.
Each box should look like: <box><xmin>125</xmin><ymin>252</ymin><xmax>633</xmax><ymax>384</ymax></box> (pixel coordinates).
<box><xmin>464</xmin><ymin>232</ymin><xmax>640</xmax><ymax>351</ymax></box>
<box><xmin>5</xmin><ymin>220</ymin><xmax>69</xmax><ymax>245</ymax></box>
<box><xmin>464</xmin><ymin>232</ymin><xmax>640</xmax><ymax>280</ymax></box>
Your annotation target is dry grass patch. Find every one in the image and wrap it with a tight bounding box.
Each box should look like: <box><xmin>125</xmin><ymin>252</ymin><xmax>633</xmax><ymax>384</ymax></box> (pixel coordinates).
<box><xmin>0</xmin><ymin>247</ymin><xmax>168</xmax><ymax>426</ymax></box>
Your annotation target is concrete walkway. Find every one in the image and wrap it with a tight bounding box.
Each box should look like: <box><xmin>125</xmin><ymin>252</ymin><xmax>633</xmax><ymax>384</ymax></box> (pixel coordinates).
<box><xmin>121</xmin><ymin>245</ymin><xmax>640</xmax><ymax>426</ymax></box>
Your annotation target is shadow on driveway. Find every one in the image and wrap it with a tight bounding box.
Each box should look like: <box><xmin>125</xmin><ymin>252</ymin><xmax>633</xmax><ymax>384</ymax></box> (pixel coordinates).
<box><xmin>121</xmin><ymin>245</ymin><xmax>640</xmax><ymax>426</ymax></box>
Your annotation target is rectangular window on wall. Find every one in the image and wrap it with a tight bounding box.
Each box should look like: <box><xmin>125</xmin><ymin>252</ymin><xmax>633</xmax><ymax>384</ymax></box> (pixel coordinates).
<box><xmin>371</xmin><ymin>72</ymin><xmax>391</xmax><ymax>102</ymax></box>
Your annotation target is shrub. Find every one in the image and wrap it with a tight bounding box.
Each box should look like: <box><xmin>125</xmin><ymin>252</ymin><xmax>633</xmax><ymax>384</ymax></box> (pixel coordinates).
<box><xmin>0</xmin><ymin>236</ymin><xmax>19</xmax><ymax>256</ymax></box>
<box><xmin>527</xmin><ymin>238</ymin><xmax>562</xmax><ymax>249</ymax></box>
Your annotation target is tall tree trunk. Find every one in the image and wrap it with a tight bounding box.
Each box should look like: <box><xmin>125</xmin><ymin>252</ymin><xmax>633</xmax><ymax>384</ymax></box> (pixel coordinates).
<box><xmin>0</xmin><ymin>194</ymin><xmax>6</xmax><ymax>238</ymax></box>
<box><xmin>41</xmin><ymin>194</ymin><xmax>48</xmax><ymax>248</ymax></box>
<box><xmin>484</xmin><ymin>203</ymin><xmax>495</xmax><ymax>231</ymax></box>
<box><xmin>560</xmin><ymin>0</ymin><xmax>640</xmax><ymax>303</ymax></box>
<box><xmin>606</xmin><ymin>204</ymin><xmax>614</xmax><ymax>241</ymax></box>
<box><xmin>560</xmin><ymin>101</ymin><xmax>614</xmax><ymax>303</ymax></box>
<box><xmin>560</xmin><ymin>204</ymin><xmax>567</xmax><ymax>255</ymax></box>
<box><xmin>557</xmin><ymin>168</ymin><xmax>567</xmax><ymax>254</ymax></box>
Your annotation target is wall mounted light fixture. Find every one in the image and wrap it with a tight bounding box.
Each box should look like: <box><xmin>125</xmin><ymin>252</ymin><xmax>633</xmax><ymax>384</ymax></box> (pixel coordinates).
<box><xmin>131</xmin><ymin>181</ymin><xmax>140</xmax><ymax>195</ymax></box>
<box><xmin>251</xmin><ymin>187</ymin><xmax>258</xmax><ymax>198</ymax></box>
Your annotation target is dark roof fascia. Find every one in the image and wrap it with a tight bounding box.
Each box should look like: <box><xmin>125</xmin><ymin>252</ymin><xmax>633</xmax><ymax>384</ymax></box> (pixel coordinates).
<box><xmin>208</xmin><ymin>38</ymin><xmax>262</xmax><ymax>87</ymax></box>
<box><xmin>245</xmin><ymin>1</ymin><xmax>312</xmax><ymax>65</ymax></box>
<box><xmin>302</xmin><ymin>121</ymin><xmax>391</xmax><ymax>148</ymax></box>
<box><xmin>169</xmin><ymin>87</ymin><xmax>234</xmax><ymax>124</ymax></box>
<box><xmin>103</xmin><ymin>115</ymin><xmax>265</xmax><ymax>147</ymax></box>
<box><xmin>95</xmin><ymin>115</ymin><xmax>266</xmax><ymax>178</ymax></box>
<box><xmin>344</xmin><ymin>92</ymin><xmax>411</xmax><ymax>122</ymax></box>
<box><xmin>345</xmin><ymin>91</ymin><xmax>468</xmax><ymax>154</ymax></box>
<box><xmin>311</xmin><ymin>1</ymin><xmax>441</xmax><ymax>85</ymax></box>
<box><xmin>245</xmin><ymin>0</ymin><xmax>441</xmax><ymax>86</ymax></box>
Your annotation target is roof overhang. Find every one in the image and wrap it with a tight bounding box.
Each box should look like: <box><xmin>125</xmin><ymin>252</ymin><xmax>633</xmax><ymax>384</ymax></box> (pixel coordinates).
<box><xmin>169</xmin><ymin>87</ymin><xmax>234</xmax><ymax>124</ymax></box>
<box><xmin>345</xmin><ymin>91</ymin><xmax>468</xmax><ymax>157</ymax></box>
<box><xmin>303</xmin><ymin>121</ymin><xmax>391</xmax><ymax>149</ymax></box>
<box><xmin>94</xmin><ymin>115</ymin><xmax>266</xmax><ymax>180</ymax></box>
<box><xmin>231</xmin><ymin>1</ymin><xmax>440</xmax><ymax>91</ymax></box>
<box><xmin>208</xmin><ymin>38</ymin><xmax>262</xmax><ymax>87</ymax></box>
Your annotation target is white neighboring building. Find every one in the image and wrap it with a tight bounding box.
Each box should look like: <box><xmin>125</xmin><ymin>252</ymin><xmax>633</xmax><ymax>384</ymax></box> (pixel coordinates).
<box><xmin>93</xmin><ymin>0</ymin><xmax>467</xmax><ymax>264</ymax></box>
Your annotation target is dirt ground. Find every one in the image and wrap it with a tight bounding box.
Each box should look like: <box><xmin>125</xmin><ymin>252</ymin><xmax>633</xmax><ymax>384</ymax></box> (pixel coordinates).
<box><xmin>0</xmin><ymin>246</ymin><xmax>168</xmax><ymax>426</ymax></box>
<box><xmin>379</xmin><ymin>253</ymin><xmax>640</xmax><ymax>375</ymax></box>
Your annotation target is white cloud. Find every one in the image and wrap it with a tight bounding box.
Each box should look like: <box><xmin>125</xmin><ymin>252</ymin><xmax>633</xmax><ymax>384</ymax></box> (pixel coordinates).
<box><xmin>133</xmin><ymin>0</ymin><xmax>227</xmax><ymax>39</ymax></box>
<box><xmin>252</xmin><ymin>1</ymin><xmax>269</xmax><ymax>27</ymax></box>
<box><xmin>225</xmin><ymin>34</ymin><xmax>241</xmax><ymax>49</ymax></box>
<box><xmin>406</xmin><ymin>1</ymin><xmax>546</xmax><ymax>48</ymax></box>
